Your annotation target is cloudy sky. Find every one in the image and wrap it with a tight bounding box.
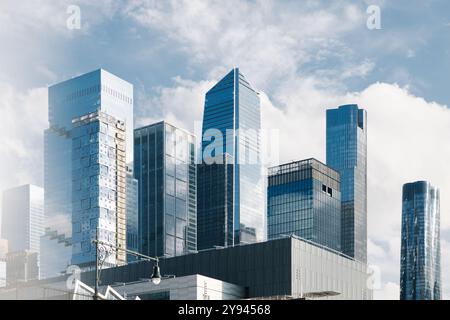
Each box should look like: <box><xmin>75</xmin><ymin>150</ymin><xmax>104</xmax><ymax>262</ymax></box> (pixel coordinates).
<box><xmin>1</xmin><ymin>0</ymin><xmax>450</xmax><ymax>299</ymax></box>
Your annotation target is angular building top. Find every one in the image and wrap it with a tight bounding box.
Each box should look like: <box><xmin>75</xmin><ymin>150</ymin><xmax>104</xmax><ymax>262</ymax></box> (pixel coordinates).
<box><xmin>200</xmin><ymin>68</ymin><xmax>264</xmax><ymax>246</ymax></box>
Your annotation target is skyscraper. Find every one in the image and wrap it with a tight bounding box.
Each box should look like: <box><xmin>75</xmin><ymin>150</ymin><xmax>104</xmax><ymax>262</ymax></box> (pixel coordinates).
<box><xmin>326</xmin><ymin>104</ymin><xmax>367</xmax><ymax>262</ymax></box>
<box><xmin>45</xmin><ymin>69</ymin><xmax>133</xmax><ymax>276</ymax></box>
<box><xmin>134</xmin><ymin>121</ymin><xmax>197</xmax><ymax>258</ymax></box>
<box><xmin>267</xmin><ymin>159</ymin><xmax>341</xmax><ymax>252</ymax></box>
<box><xmin>198</xmin><ymin>68</ymin><xmax>264</xmax><ymax>248</ymax></box>
<box><xmin>197</xmin><ymin>154</ymin><xmax>234</xmax><ymax>250</ymax></box>
<box><xmin>126</xmin><ymin>166</ymin><xmax>139</xmax><ymax>262</ymax></box>
<box><xmin>1</xmin><ymin>185</ymin><xmax>44</xmax><ymax>253</ymax></box>
<box><xmin>400</xmin><ymin>181</ymin><xmax>441</xmax><ymax>300</ymax></box>
<box><xmin>0</xmin><ymin>239</ymin><xmax>7</xmax><ymax>287</ymax></box>
<box><xmin>71</xmin><ymin>111</ymin><xmax>127</xmax><ymax>268</ymax></box>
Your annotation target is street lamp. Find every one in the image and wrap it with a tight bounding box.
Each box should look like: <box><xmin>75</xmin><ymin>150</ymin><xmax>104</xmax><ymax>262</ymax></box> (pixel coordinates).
<box><xmin>151</xmin><ymin>263</ymin><xmax>161</xmax><ymax>285</ymax></box>
<box><xmin>92</xmin><ymin>228</ymin><xmax>162</xmax><ymax>299</ymax></box>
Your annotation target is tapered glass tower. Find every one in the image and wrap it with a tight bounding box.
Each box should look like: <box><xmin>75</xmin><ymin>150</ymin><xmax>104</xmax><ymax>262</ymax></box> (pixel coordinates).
<box><xmin>198</xmin><ymin>68</ymin><xmax>264</xmax><ymax>248</ymax></box>
<box><xmin>400</xmin><ymin>181</ymin><xmax>441</xmax><ymax>300</ymax></box>
<box><xmin>326</xmin><ymin>104</ymin><xmax>367</xmax><ymax>262</ymax></box>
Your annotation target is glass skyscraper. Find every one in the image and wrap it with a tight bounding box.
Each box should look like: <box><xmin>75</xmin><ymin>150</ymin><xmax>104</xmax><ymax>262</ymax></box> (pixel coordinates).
<box><xmin>134</xmin><ymin>121</ymin><xmax>197</xmax><ymax>258</ymax></box>
<box><xmin>197</xmin><ymin>154</ymin><xmax>234</xmax><ymax>250</ymax></box>
<box><xmin>71</xmin><ymin>111</ymin><xmax>127</xmax><ymax>268</ymax></box>
<box><xmin>126</xmin><ymin>166</ymin><xmax>139</xmax><ymax>262</ymax></box>
<box><xmin>45</xmin><ymin>69</ymin><xmax>133</xmax><ymax>275</ymax></box>
<box><xmin>400</xmin><ymin>181</ymin><xmax>441</xmax><ymax>300</ymax></box>
<box><xmin>326</xmin><ymin>104</ymin><xmax>367</xmax><ymax>262</ymax></box>
<box><xmin>267</xmin><ymin>159</ymin><xmax>341</xmax><ymax>252</ymax></box>
<box><xmin>198</xmin><ymin>68</ymin><xmax>264</xmax><ymax>248</ymax></box>
<box><xmin>1</xmin><ymin>185</ymin><xmax>44</xmax><ymax>254</ymax></box>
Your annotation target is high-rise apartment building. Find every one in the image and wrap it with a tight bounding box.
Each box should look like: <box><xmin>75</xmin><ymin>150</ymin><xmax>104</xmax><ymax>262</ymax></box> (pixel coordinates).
<box><xmin>267</xmin><ymin>159</ymin><xmax>341</xmax><ymax>252</ymax></box>
<box><xmin>400</xmin><ymin>181</ymin><xmax>441</xmax><ymax>300</ymax></box>
<box><xmin>134</xmin><ymin>121</ymin><xmax>197</xmax><ymax>258</ymax></box>
<box><xmin>45</xmin><ymin>69</ymin><xmax>133</xmax><ymax>276</ymax></box>
<box><xmin>1</xmin><ymin>185</ymin><xmax>44</xmax><ymax>254</ymax></box>
<box><xmin>198</xmin><ymin>68</ymin><xmax>264</xmax><ymax>248</ymax></box>
<box><xmin>326</xmin><ymin>104</ymin><xmax>367</xmax><ymax>262</ymax></box>
<box><xmin>71</xmin><ymin>111</ymin><xmax>127</xmax><ymax>268</ymax></box>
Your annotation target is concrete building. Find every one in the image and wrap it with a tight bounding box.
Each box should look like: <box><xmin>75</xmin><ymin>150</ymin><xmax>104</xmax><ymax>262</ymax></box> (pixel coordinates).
<box><xmin>0</xmin><ymin>275</ymin><xmax>244</xmax><ymax>300</ymax></box>
<box><xmin>0</xmin><ymin>239</ymin><xmax>7</xmax><ymax>287</ymax></box>
<box><xmin>81</xmin><ymin>236</ymin><xmax>371</xmax><ymax>300</ymax></box>
<box><xmin>6</xmin><ymin>250</ymin><xmax>39</xmax><ymax>286</ymax></box>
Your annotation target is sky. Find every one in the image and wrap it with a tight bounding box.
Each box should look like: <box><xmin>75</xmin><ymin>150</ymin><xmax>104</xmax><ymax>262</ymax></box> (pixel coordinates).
<box><xmin>1</xmin><ymin>0</ymin><xmax>450</xmax><ymax>300</ymax></box>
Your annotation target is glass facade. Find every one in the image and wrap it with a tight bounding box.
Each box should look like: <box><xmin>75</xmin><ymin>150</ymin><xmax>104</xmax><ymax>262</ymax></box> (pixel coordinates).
<box><xmin>400</xmin><ymin>181</ymin><xmax>441</xmax><ymax>300</ymax></box>
<box><xmin>71</xmin><ymin>111</ymin><xmax>127</xmax><ymax>268</ymax></box>
<box><xmin>267</xmin><ymin>159</ymin><xmax>341</xmax><ymax>252</ymax></box>
<box><xmin>134</xmin><ymin>121</ymin><xmax>196</xmax><ymax>258</ymax></box>
<box><xmin>1</xmin><ymin>185</ymin><xmax>44</xmax><ymax>254</ymax></box>
<box><xmin>199</xmin><ymin>68</ymin><xmax>264</xmax><ymax>248</ymax></box>
<box><xmin>326</xmin><ymin>104</ymin><xmax>367</xmax><ymax>262</ymax></box>
<box><xmin>40</xmin><ymin>228</ymin><xmax>72</xmax><ymax>279</ymax></box>
<box><xmin>197</xmin><ymin>154</ymin><xmax>234</xmax><ymax>250</ymax></box>
<box><xmin>126</xmin><ymin>166</ymin><xmax>139</xmax><ymax>262</ymax></box>
<box><xmin>45</xmin><ymin>69</ymin><xmax>133</xmax><ymax>276</ymax></box>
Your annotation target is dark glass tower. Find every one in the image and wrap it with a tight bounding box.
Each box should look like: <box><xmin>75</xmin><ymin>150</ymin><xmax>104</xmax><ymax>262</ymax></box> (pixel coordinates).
<box><xmin>400</xmin><ymin>181</ymin><xmax>441</xmax><ymax>300</ymax></box>
<box><xmin>198</xmin><ymin>68</ymin><xmax>264</xmax><ymax>249</ymax></box>
<box><xmin>197</xmin><ymin>154</ymin><xmax>234</xmax><ymax>250</ymax></box>
<box><xmin>267</xmin><ymin>159</ymin><xmax>341</xmax><ymax>252</ymax></box>
<box><xmin>326</xmin><ymin>104</ymin><xmax>367</xmax><ymax>262</ymax></box>
<box><xmin>134</xmin><ymin>121</ymin><xmax>197</xmax><ymax>258</ymax></box>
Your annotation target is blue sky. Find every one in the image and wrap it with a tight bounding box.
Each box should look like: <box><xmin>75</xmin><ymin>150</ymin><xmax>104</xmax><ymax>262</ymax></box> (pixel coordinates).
<box><xmin>1</xmin><ymin>0</ymin><xmax>450</xmax><ymax>299</ymax></box>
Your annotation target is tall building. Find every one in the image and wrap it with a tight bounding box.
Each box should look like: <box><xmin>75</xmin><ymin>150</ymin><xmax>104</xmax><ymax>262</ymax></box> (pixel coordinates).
<box><xmin>134</xmin><ymin>121</ymin><xmax>197</xmax><ymax>258</ymax></box>
<box><xmin>71</xmin><ymin>111</ymin><xmax>127</xmax><ymax>268</ymax></box>
<box><xmin>0</xmin><ymin>239</ymin><xmax>7</xmax><ymax>287</ymax></box>
<box><xmin>126</xmin><ymin>166</ymin><xmax>139</xmax><ymax>262</ymax></box>
<box><xmin>40</xmin><ymin>228</ymin><xmax>72</xmax><ymax>279</ymax></box>
<box><xmin>197</xmin><ymin>154</ymin><xmax>234</xmax><ymax>250</ymax></box>
<box><xmin>199</xmin><ymin>68</ymin><xmax>264</xmax><ymax>248</ymax></box>
<box><xmin>400</xmin><ymin>181</ymin><xmax>441</xmax><ymax>300</ymax></box>
<box><xmin>1</xmin><ymin>185</ymin><xmax>44</xmax><ymax>253</ymax></box>
<box><xmin>326</xmin><ymin>104</ymin><xmax>367</xmax><ymax>262</ymax></box>
<box><xmin>267</xmin><ymin>159</ymin><xmax>341</xmax><ymax>252</ymax></box>
<box><xmin>6</xmin><ymin>250</ymin><xmax>39</xmax><ymax>286</ymax></box>
<box><xmin>45</xmin><ymin>69</ymin><xmax>133</xmax><ymax>276</ymax></box>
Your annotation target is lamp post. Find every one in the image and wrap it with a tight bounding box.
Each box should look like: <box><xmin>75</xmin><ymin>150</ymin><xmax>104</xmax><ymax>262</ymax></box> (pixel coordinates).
<box><xmin>92</xmin><ymin>229</ymin><xmax>161</xmax><ymax>300</ymax></box>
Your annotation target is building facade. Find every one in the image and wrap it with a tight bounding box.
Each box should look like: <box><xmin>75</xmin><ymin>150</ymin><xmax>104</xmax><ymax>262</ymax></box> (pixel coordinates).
<box><xmin>400</xmin><ymin>181</ymin><xmax>441</xmax><ymax>300</ymax></box>
<box><xmin>199</xmin><ymin>68</ymin><xmax>265</xmax><ymax>248</ymax></box>
<box><xmin>0</xmin><ymin>239</ymin><xmax>7</xmax><ymax>287</ymax></box>
<box><xmin>326</xmin><ymin>104</ymin><xmax>367</xmax><ymax>263</ymax></box>
<box><xmin>44</xmin><ymin>69</ymin><xmax>133</xmax><ymax>276</ymax></box>
<box><xmin>134</xmin><ymin>121</ymin><xmax>197</xmax><ymax>258</ymax></box>
<box><xmin>126</xmin><ymin>166</ymin><xmax>139</xmax><ymax>262</ymax></box>
<box><xmin>40</xmin><ymin>229</ymin><xmax>72</xmax><ymax>279</ymax></box>
<box><xmin>197</xmin><ymin>154</ymin><xmax>234</xmax><ymax>250</ymax></box>
<box><xmin>71</xmin><ymin>111</ymin><xmax>127</xmax><ymax>268</ymax></box>
<box><xmin>267</xmin><ymin>159</ymin><xmax>341</xmax><ymax>252</ymax></box>
<box><xmin>1</xmin><ymin>185</ymin><xmax>44</xmax><ymax>254</ymax></box>
<box><xmin>81</xmin><ymin>236</ymin><xmax>371</xmax><ymax>300</ymax></box>
<box><xmin>6</xmin><ymin>250</ymin><xmax>39</xmax><ymax>286</ymax></box>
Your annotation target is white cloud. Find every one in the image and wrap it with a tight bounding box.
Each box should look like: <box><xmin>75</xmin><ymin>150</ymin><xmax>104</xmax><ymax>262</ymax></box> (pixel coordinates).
<box><xmin>375</xmin><ymin>282</ymin><xmax>400</xmax><ymax>300</ymax></box>
<box><xmin>0</xmin><ymin>83</ymin><xmax>47</xmax><ymax>227</ymax></box>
